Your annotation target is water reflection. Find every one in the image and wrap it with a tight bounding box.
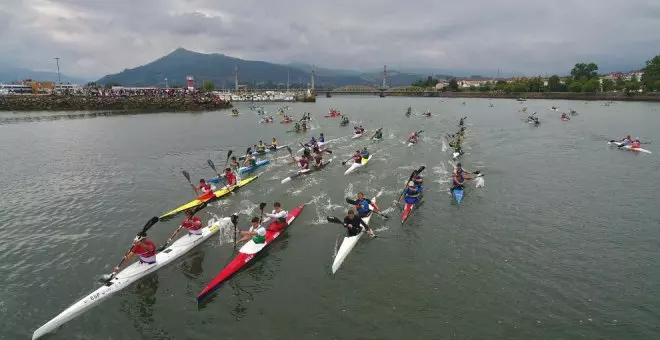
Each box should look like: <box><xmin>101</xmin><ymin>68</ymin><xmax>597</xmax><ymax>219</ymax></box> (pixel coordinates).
<box><xmin>180</xmin><ymin>250</ymin><xmax>206</xmax><ymax>280</ymax></box>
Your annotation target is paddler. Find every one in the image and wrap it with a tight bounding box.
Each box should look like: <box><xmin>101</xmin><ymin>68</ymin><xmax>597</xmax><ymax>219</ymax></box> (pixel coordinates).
<box><xmin>343</xmin><ymin>209</ymin><xmax>374</xmax><ymax>237</ymax></box>
<box><xmin>256</xmin><ymin>140</ymin><xmax>266</xmax><ymax>152</ymax></box>
<box><xmin>224</xmin><ymin>167</ymin><xmax>237</xmax><ymax>186</ymax></box>
<box><xmin>620</xmin><ymin>135</ymin><xmax>633</xmax><ymax>146</ymax></box>
<box><xmin>312</xmin><ymin>142</ymin><xmax>325</xmax><ymax>154</ymax></box>
<box><xmin>265</xmin><ymin>201</ymin><xmax>288</xmax><ymax>224</ymax></box>
<box><xmin>301</xmin><ymin>121</ymin><xmax>307</xmax><ymax>130</ymax></box>
<box><xmin>114</xmin><ymin>232</ymin><xmax>157</xmax><ymax>272</ymax></box>
<box><xmin>354</xmin><ymin>192</ymin><xmax>381</xmax><ymax>218</ymax></box>
<box><xmin>451</xmin><ymin>169</ymin><xmax>466</xmax><ymax>191</ymax></box>
<box><xmin>313</xmin><ymin>150</ymin><xmax>324</xmax><ymax>167</ymax></box>
<box><xmin>270</xmin><ymin>138</ymin><xmax>278</xmax><ymax>150</ymax></box>
<box><xmin>374</xmin><ymin>128</ymin><xmax>383</xmax><ymax>139</ymax></box>
<box><xmin>351</xmin><ymin>150</ymin><xmax>363</xmax><ymax>165</ymax></box>
<box><xmin>319</xmin><ymin>133</ymin><xmax>325</xmax><ymax>143</ymax></box>
<box><xmin>166</xmin><ymin>209</ymin><xmax>204</xmax><ymax>244</ymax></box>
<box><xmin>294</xmin><ymin>122</ymin><xmax>301</xmax><ymax>132</ymax></box>
<box><xmin>407</xmin><ymin>131</ymin><xmax>419</xmax><ymax>144</ymax></box>
<box><xmin>309</xmin><ymin>136</ymin><xmax>317</xmax><ymax>147</ymax></box>
<box><xmin>459</xmin><ymin>117</ymin><xmax>466</xmax><ymax>126</ymax></box>
<box><xmin>230</xmin><ymin>156</ymin><xmax>240</xmax><ymax>170</ymax></box>
<box><xmin>194</xmin><ymin>179</ymin><xmax>213</xmax><ymax>196</ymax></box>
<box><xmin>298</xmin><ymin>154</ymin><xmax>310</xmax><ymax>170</ymax></box>
<box><xmin>413</xmin><ymin>173</ymin><xmax>424</xmax><ymax>188</ymax></box>
<box><xmin>358</xmin><ymin>125</ymin><xmax>365</xmax><ymax>134</ymax></box>
<box><xmin>360</xmin><ymin>146</ymin><xmax>370</xmax><ymax>158</ymax></box>
<box><xmin>631</xmin><ymin>139</ymin><xmax>641</xmax><ymax>149</ymax></box>
<box><xmin>243</xmin><ymin>154</ymin><xmax>257</xmax><ymax>168</ymax></box>
<box><xmin>238</xmin><ymin>217</ymin><xmax>266</xmax><ymax>244</ymax></box>
<box><xmin>401</xmin><ymin>181</ymin><xmax>422</xmax><ymax>204</ymax></box>
<box><xmin>561</xmin><ymin>112</ymin><xmax>569</xmax><ymax>120</ymax></box>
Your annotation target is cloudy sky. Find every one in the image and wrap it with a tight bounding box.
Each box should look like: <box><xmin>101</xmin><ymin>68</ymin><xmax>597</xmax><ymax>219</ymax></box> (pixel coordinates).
<box><xmin>1</xmin><ymin>0</ymin><xmax>659</xmax><ymax>79</ymax></box>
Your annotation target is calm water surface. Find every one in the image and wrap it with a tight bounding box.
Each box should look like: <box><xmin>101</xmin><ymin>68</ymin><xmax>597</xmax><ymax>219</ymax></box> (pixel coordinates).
<box><xmin>1</xmin><ymin>97</ymin><xmax>659</xmax><ymax>340</ymax></box>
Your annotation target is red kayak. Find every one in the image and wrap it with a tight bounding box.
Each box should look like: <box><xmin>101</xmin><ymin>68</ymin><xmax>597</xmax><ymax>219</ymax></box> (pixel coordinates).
<box><xmin>401</xmin><ymin>198</ymin><xmax>422</xmax><ymax>224</ymax></box>
<box><xmin>197</xmin><ymin>204</ymin><xmax>305</xmax><ymax>302</ymax></box>
<box><xmin>281</xmin><ymin>120</ymin><xmax>294</xmax><ymax>124</ymax></box>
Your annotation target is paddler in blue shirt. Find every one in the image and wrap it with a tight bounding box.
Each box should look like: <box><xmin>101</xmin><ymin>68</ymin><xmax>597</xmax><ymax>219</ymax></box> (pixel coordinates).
<box><xmin>353</xmin><ymin>192</ymin><xmax>381</xmax><ymax>218</ymax></box>
<box><xmin>319</xmin><ymin>133</ymin><xmax>325</xmax><ymax>143</ymax></box>
<box><xmin>402</xmin><ymin>181</ymin><xmax>422</xmax><ymax>204</ymax></box>
<box><xmin>360</xmin><ymin>146</ymin><xmax>370</xmax><ymax>158</ymax></box>
<box><xmin>309</xmin><ymin>136</ymin><xmax>317</xmax><ymax>147</ymax></box>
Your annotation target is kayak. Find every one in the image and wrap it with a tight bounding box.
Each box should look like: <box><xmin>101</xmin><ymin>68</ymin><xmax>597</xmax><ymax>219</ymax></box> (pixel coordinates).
<box><xmin>160</xmin><ymin>175</ymin><xmax>259</xmax><ymax>220</ymax></box>
<box><xmin>452</xmin><ymin>151</ymin><xmax>462</xmax><ymax>159</ymax></box>
<box><xmin>260</xmin><ymin>119</ymin><xmax>274</xmax><ymax>124</ymax></box>
<box><xmin>344</xmin><ymin>155</ymin><xmax>372</xmax><ymax>175</ymax></box>
<box><xmin>197</xmin><ymin>205</ymin><xmax>305</xmax><ymax>302</ymax></box>
<box><xmin>32</xmin><ymin>217</ymin><xmax>233</xmax><ymax>340</ymax></box>
<box><xmin>281</xmin><ymin>157</ymin><xmax>334</xmax><ymax>184</ymax></box>
<box><xmin>401</xmin><ymin>196</ymin><xmax>423</xmax><ymax>224</ymax></box>
<box><xmin>453</xmin><ymin>188</ymin><xmax>464</xmax><ymax>204</ymax></box>
<box><xmin>238</xmin><ymin>145</ymin><xmax>288</xmax><ymax>160</ymax></box>
<box><xmin>608</xmin><ymin>141</ymin><xmax>652</xmax><ymax>154</ymax></box>
<box><xmin>352</xmin><ymin>132</ymin><xmax>365</xmax><ymax>139</ymax></box>
<box><xmin>561</xmin><ymin>117</ymin><xmax>569</xmax><ymax>121</ymax></box>
<box><xmin>281</xmin><ymin>120</ymin><xmax>294</xmax><ymax>124</ymax></box>
<box><xmin>208</xmin><ymin>160</ymin><xmax>270</xmax><ymax>183</ymax></box>
<box><xmin>297</xmin><ymin>140</ymin><xmax>330</xmax><ymax>153</ymax></box>
<box><xmin>331</xmin><ymin>197</ymin><xmax>375</xmax><ymax>274</ymax></box>
<box><xmin>407</xmin><ymin>141</ymin><xmax>416</xmax><ymax>147</ymax></box>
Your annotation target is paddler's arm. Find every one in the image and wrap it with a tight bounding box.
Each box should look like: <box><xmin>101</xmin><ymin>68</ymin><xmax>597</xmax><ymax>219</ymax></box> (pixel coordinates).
<box><xmin>166</xmin><ymin>226</ymin><xmax>183</xmax><ymax>244</ymax></box>
<box><xmin>369</xmin><ymin>201</ymin><xmax>381</xmax><ymax>212</ymax></box>
<box><xmin>115</xmin><ymin>252</ymin><xmax>135</xmax><ymax>272</ymax></box>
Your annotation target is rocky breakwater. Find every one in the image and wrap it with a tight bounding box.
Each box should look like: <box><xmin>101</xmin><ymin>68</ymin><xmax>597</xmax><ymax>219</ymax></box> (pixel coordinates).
<box><xmin>0</xmin><ymin>94</ymin><xmax>233</xmax><ymax>112</ymax></box>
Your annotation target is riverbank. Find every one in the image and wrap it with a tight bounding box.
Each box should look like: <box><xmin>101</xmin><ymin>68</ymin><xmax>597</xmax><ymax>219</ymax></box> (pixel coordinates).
<box><xmin>385</xmin><ymin>90</ymin><xmax>660</xmax><ymax>101</ymax></box>
<box><xmin>0</xmin><ymin>94</ymin><xmax>233</xmax><ymax>111</ymax></box>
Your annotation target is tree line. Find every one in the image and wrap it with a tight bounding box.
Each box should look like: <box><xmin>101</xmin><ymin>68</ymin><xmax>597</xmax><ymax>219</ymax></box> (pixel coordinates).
<box><xmin>411</xmin><ymin>54</ymin><xmax>660</xmax><ymax>93</ymax></box>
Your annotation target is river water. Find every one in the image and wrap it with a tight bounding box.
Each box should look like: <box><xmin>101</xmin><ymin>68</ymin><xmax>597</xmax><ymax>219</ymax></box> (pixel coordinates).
<box><xmin>1</xmin><ymin>97</ymin><xmax>659</xmax><ymax>340</ymax></box>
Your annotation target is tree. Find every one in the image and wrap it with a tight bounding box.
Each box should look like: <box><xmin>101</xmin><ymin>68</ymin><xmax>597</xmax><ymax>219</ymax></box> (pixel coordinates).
<box><xmin>625</xmin><ymin>75</ymin><xmax>640</xmax><ymax>93</ymax></box>
<box><xmin>571</xmin><ymin>62</ymin><xmax>599</xmax><ymax>80</ymax></box>
<box><xmin>582</xmin><ymin>78</ymin><xmax>600</xmax><ymax>92</ymax></box>
<box><xmin>527</xmin><ymin>77</ymin><xmax>544</xmax><ymax>92</ymax></box>
<box><xmin>601</xmin><ymin>78</ymin><xmax>614</xmax><ymax>92</ymax></box>
<box><xmin>568</xmin><ymin>80</ymin><xmax>583</xmax><ymax>92</ymax></box>
<box><xmin>512</xmin><ymin>82</ymin><xmax>528</xmax><ymax>93</ymax></box>
<box><xmin>202</xmin><ymin>80</ymin><xmax>215</xmax><ymax>91</ymax></box>
<box><xmin>615</xmin><ymin>77</ymin><xmax>626</xmax><ymax>91</ymax></box>
<box><xmin>412</xmin><ymin>76</ymin><xmax>439</xmax><ymax>88</ymax></box>
<box><xmin>448</xmin><ymin>78</ymin><xmax>459</xmax><ymax>91</ymax></box>
<box><xmin>641</xmin><ymin>55</ymin><xmax>660</xmax><ymax>91</ymax></box>
<box><xmin>547</xmin><ymin>75</ymin><xmax>563</xmax><ymax>92</ymax></box>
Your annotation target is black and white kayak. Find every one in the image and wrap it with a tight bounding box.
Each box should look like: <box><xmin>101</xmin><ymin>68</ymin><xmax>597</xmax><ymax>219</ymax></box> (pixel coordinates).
<box><xmin>608</xmin><ymin>141</ymin><xmax>652</xmax><ymax>154</ymax></box>
<box><xmin>31</xmin><ymin>217</ymin><xmax>236</xmax><ymax>340</ymax></box>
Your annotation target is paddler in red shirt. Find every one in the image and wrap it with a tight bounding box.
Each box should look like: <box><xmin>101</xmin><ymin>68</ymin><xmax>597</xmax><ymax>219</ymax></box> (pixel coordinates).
<box><xmin>194</xmin><ymin>179</ymin><xmax>212</xmax><ymax>194</ymax></box>
<box><xmin>165</xmin><ymin>209</ymin><xmax>205</xmax><ymax>245</ymax></box>
<box><xmin>113</xmin><ymin>233</ymin><xmax>157</xmax><ymax>272</ymax></box>
<box><xmin>224</xmin><ymin>167</ymin><xmax>237</xmax><ymax>186</ymax></box>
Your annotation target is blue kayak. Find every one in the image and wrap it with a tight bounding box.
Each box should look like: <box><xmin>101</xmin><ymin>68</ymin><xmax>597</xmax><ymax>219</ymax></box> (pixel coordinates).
<box><xmin>238</xmin><ymin>145</ymin><xmax>287</xmax><ymax>160</ymax></box>
<box><xmin>453</xmin><ymin>188</ymin><xmax>464</xmax><ymax>204</ymax></box>
<box><xmin>208</xmin><ymin>159</ymin><xmax>271</xmax><ymax>183</ymax></box>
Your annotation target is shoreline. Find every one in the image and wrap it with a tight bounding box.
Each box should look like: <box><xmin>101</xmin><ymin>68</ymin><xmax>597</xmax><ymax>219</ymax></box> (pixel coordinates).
<box><xmin>383</xmin><ymin>91</ymin><xmax>660</xmax><ymax>101</ymax></box>
<box><xmin>0</xmin><ymin>94</ymin><xmax>233</xmax><ymax>112</ymax></box>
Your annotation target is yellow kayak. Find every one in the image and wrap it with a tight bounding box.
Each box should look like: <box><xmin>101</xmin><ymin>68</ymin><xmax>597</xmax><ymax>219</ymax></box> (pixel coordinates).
<box><xmin>159</xmin><ymin>175</ymin><xmax>259</xmax><ymax>220</ymax></box>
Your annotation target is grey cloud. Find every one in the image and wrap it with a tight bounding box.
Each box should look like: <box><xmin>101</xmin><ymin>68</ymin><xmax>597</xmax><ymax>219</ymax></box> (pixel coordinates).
<box><xmin>0</xmin><ymin>0</ymin><xmax>658</xmax><ymax>79</ymax></box>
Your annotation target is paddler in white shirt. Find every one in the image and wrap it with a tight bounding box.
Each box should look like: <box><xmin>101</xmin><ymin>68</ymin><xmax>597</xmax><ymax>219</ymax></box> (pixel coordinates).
<box><xmin>238</xmin><ymin>217</ymin><xmax>266</xmax><ymax>244</ymax></box>
<box><xmin>264</xmin><ymin>202</ymin><xmax>288</xmax><ymax>223</ymax></box>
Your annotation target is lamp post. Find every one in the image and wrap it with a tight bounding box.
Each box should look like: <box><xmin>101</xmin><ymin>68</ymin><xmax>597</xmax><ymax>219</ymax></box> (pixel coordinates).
<box><xmin>54</xmin><ymin>57</ymin><xmax>61</xmax><ymax>85</ymax></box>
<box><xmin>165</xmin><ymin>78</ymin><xmax>168</xmax><ymax>89</ymax></box>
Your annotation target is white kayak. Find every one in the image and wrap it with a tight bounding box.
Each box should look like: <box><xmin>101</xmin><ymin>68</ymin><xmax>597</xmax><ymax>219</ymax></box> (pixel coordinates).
<box><xmin>608</xmin><ymin>141</ymin><xmax>652</xmax><ymax>154</ymax></box>
<box><xmin>344</xmin><ymin>155</ymin><xmax>372</xmax><ymax>175</ymax></box>
<box><xmin>452</xmin><ymin>151</ymin><xmax>463</xmax><ymax>159</ymax></box>
<box><xmin>352</xmin><ymin>132</ymin><xmax>365</xmax><ymax>139</ymax></box>
<box><xmin>407</xmin><ymin>141</ymin><xmax>416</xmax><ymax>147</ymax></box>
<box><xmin>32</xmin><ymin>217</ymin><xmax>233</xmax><ymax>340</ymax></box>
<box><xmin>297</xmin><ymin>140</ymin><xmax>330</xmax><ymax>153</ymax></box>
<box><xmin>332</xmin><ymin>197</ymin><xmax>375</xmax><ymax>274</ymax></box>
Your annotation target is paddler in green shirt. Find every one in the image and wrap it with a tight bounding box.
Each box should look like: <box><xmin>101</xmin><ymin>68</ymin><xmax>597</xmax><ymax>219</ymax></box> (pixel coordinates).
<box><xmin>238</xmin><ymin>217</ymin><xmax>266</xmax><ymax>244</ymax></box>
<box><xmin>243</xmin><ymin>154</ymin><xmax>257</xmax><ymax>168</ymax></box>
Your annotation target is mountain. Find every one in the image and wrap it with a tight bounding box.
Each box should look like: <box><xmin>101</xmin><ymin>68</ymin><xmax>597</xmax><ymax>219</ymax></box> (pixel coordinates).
<box><xmin>96</xmin><ymin>48</ymin><xmax>426</xmax><ymax>88</ymax></box>
<box><xmin>0</xmin><ymin>64</ymin><xmax>88</xmax><ymax>84</ymax></box>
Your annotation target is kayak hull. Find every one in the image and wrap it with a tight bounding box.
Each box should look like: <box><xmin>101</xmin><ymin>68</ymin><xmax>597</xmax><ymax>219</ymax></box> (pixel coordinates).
<box><xmin>453</xmin><ymin>189</ymin><xmax>464</xmax><ymax>204</ymax></box>
<box><xmin>32</xmin><ymin>218</ymin><xmax>231</xmax><ymax>340</ymax></box>
<box><xmin>160</xmin><ymin>175</ymin><xmax>259</xmax><ymax>220</ymax></box>
<box><xmin>297</xmin><ymin>141</ymin><xmax>330</xmax><ymax>153</ymax></box>
<box><xmin>331</xmin><ymin>197</ymin><xmax>375</xmax><ymax>274</ymax></box>
<box><xmin>197</xmin><ymin>205</ymin><xmax>305</xmax><ymax>302</ymax></box>
<box><xmin>281</xmin><ymin>158</ymin><xmax>334</xmax><ymax>184</ymax></box>
<box><xmin>344</xmin><ymin>155</ymin><xmax>372</xmax><ymax>175</ymax></box>
<box><xmin>401</xmin><ymin>198</ymin><xmax>422</xmax><ymax>224</ymax></box>
<box><xmin>608</xmin><ymin>141</ymin><xmax>652</xmax><ymax>154</ymax></box>
<box><xmin>238</xmin><ymin>145</ymin><xmax>288</xmax><ymax>160</ymax></box>
<box><xmin>352</xmin><ymin>132</ymin><xmax>365</xmax><ymax>139</ymax></box>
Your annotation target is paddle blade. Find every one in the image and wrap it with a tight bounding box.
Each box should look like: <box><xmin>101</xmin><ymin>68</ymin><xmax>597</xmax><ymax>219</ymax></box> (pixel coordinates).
<box><xmin>141</xmin><ymin>216</ymin><xmax>160</xmax><ymax>233</ymax></box>
<box><xmin>227</xmin><ymin>150</ymin><xmax>233</xmax><ymax>159</ymax></box>
<box><xmin>182</xmin><ymin>170</ymin><xmax>192</xmax><ymax>183</ymax></box>
<box><xmin>230</xmin><ymin>214</ymin><xmax>239</xmax><ymax>226</ymax></box>
<box><xmin>207</xmin><ymin>160</ymin><xmax>217</xmax><ymax>172</ymax></box>
<box><xmin>345</xmin><ymin>198</ymin><xmax>358</xmax><ymax>205</ymax></box>
<box><xmin>286</xmin><ymin>146</ymin><xmax>293</xmax><ymax>154</ymax></box>
<box><xmin>417</xmin><ymin>166</ymin><xmax>426</xmax><ymax>174</ymax></box>
<box><xmin>259</xmin><ymin>202</ymin><xmax>267</xmax><ymax>210</ymax></box>
<box><xmin>326</xmin><ymin>216</ymin><xmax>343</xmax><ymax>224</ymax></box>
<box><xmin>281</xmin><ymin>177</ymin><xmax>292</xmax><ymax>184</ymax></box>
<box><xmin>245</xmin><ymin>147</ymin><xmax>251</xmax><ymax>155</ymax></box>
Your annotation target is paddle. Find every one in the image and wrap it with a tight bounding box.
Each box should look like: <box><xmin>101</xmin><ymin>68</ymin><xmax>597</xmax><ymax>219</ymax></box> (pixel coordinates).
<box><xmin>231</xmin><ymin>213</ymin><xmax>239</xmax><ymax>248</ymax></box>
<box><xmin>345</xmin><ymin>198</ymin><xmax>389</xmax><ymax>219</ymax></box>
<box><xmin>182</xmin><ymin>170</ymin><xmax>198</xmax><ymax>195</ymax></box>
<box><xmin>299</xmin><ymin>142</ymin><xmax>332</xmax><ymax>154</ymax></box>
<box><xmin>369</xmin><ymin>128</ymin><xmax>383</xmax><ymax>141</ymax></box>
<box><xmin>341</xmin><ymin>154</ymin><xmax>355</xmax><ymax>166</ymax></box>
<box><xmin>101</xmin><ymin>216</ymin><xmax>159</xmax><ymax>283</ymax></box>
<box><xmin>397</xmin><ymin>166</ymin><xmax>426</xmax><ymax>202</ymax></box>
<box><xmin>285</xmin><ymin>146</ymin><xmax>297</xmax><ymax>164</ymax></box>
<box><xmin>158</xmin><ymin>202</ymin><xmax>209</xmax><ymax>252</ymax></box>
<box><xmin>326</xmin><ymin>216</ymin><xmax>376</xmax><ymax>237</ymax></box>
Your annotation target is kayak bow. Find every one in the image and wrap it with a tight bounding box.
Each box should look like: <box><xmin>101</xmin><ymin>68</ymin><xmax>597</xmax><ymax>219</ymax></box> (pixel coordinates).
<box><xmin>332</xmin><ymin>197</ymin><xmax>375</xmax><ymax>274</ymax></box>
<box><xmin>197</xmin><ymin>205</ymin><xmax>305</xmax><ymax>302</ymax></box>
